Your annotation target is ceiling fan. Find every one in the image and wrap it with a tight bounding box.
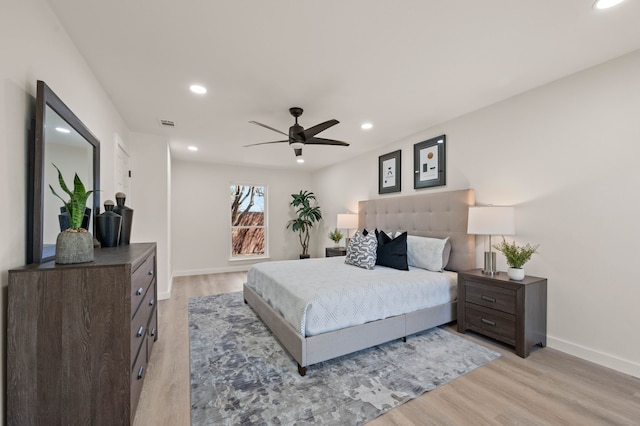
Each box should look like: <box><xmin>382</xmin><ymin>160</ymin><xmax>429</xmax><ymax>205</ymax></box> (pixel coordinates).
<box><xmin>245</xmin><ymin>107</ymin><xmax>349</xmax><ymax>161</ymax></box>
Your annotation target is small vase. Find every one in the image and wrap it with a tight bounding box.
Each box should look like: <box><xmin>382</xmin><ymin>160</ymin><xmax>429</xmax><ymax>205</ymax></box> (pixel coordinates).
<box><xmin>55</xmin><ymin>229</ymin><xmax>94</xmax><ymax>264</ymax></box>
<box><xmin>508</xmin><ymin>267</ymin><xmax>525</xmax><ymax>281</ymax></box>
<box><xmin>96</xmin><ymin>200</ymin><xmax>122</xmax><ymax>248</ymax></box>
<box><xmin>114</xmin><ymin>192</ymin><xmax>134</xmax><ymax>245</ymax></box>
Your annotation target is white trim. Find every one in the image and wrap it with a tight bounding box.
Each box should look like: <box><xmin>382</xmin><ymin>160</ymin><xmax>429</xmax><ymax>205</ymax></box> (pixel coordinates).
<box><xmin>173</xmin><ymin>264</ymin><xmax>262</xmax><ymax>277</ymax></box>
<box><xmin>158</xmin><ymin>274</ymin><xmax>173</xmax><ymax>300</ymax></box>
<box><xmin>547</xmin><ymin>335</ymin><xmax>639</xmax><ymax>379</ymax></box>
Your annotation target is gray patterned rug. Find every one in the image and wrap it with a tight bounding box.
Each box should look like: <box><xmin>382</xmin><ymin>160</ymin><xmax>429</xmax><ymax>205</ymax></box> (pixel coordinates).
<box><xmin>189</xmin><ymin>292</ymin><xmax>499</xmax><ymax>426</ymax></box>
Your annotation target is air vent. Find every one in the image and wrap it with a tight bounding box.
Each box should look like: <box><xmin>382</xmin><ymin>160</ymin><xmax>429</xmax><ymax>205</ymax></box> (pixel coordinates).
<box><xmin>159</xmin><ymin>119</ymin><xmax>175</xmax><ymax>127</ymax></box>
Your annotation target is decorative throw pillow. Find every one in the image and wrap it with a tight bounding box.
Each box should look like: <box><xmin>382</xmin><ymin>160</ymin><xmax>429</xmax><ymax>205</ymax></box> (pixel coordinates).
<box><xmin>345</xmin><ymin>230</ymin><xmax>377</xmax><ymax>270</ymax></box>
<box><xmin>406</xmin><ymin>235</ymin><xmax>451</xmax><ymax>272</ymax></box>
<box><xmin>375</xmin><ymin>230</ymin><xmax>409</xmax><ymax>270</ymax></box>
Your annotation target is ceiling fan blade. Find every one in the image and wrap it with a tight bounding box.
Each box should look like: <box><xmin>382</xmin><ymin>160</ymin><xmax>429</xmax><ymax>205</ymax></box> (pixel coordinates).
<box><xmin>249</xmin><ymin>121</ymin><xmax>289</xmax><ymax>137</ymax></box>
<box><xmin>301</xmin><ymin>119</ymin><xmax>339</xmax><ymax>140</ymax></box>
<box><xmin>243</xmin><ymin>140</ymin><xmax>289</xmax><ymax>147</ymax></box>
<box><xmin>304</xmin><ymin>137</ymin><xmax>350</xmax><ymax>146</ymax></box>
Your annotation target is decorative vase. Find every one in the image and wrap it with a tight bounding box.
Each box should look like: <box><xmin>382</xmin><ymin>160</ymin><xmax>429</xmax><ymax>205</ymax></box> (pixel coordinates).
<box><xmin>114</xmin><ymin>192</ymin><xmax>134</xmax><ymax>245</ymax></box>
<box><xmin>55</xmin><ymin>229</ymin><xmax>94</xmax><ymax>264</ymax></box>
<box><xmin>96</xmin><ymin>200</ymin><xmax>122</xmax><ymax>248</ymax></box>
<box><xmin>333</xmin><ymin>241</ymin><xmax>340</xmax><ymax>248</ymax></box>
<box><xmin>300</xmin><ymin>254</ymin><xmax>311</xmax><ymax>259</ymax></box>
<box><xmin>508</xmin><ymin>267</ymin><xmax>525</xmax><ymax>281</ymax></box>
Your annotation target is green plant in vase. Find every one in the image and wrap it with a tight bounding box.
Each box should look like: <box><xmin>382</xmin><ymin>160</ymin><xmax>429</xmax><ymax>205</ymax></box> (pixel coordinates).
<box><xmin>328</xmin><ymin>228</ymin><xmax>344</xmax><ymax>247</ymax></box>
<box><xmin>492</xmin><ymin>237</ymin><xmax>539</xmax><ymax>280</ymax></box>
<box><xmin>49</xmin><ymin>164</ymin><xmax>96</xmax><ymax>263</ymax></box>
<box><xmin>287</xmin><ymin>190</ymin><xmax>322</xmax><ymax>258</ymax></box>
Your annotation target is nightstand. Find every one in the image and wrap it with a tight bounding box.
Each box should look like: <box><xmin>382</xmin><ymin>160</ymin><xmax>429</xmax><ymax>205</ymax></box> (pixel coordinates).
<box><xmin>325</xmin><ymin>247</ymin><xmax>347</xmax><ymax>257</ymax></box>
<box><xmin>457</xmin><ymin>269</ymin><xmax>547</xmax><ymax>358</ymax></box>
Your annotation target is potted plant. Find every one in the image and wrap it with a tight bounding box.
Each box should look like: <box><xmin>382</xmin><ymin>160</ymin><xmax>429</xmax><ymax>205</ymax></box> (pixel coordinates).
<box><xmin>492</xmin><ymin>237</ymin><xmax>539</xmax><ymax>280</ymax></box>
<box><xmin>49</xmin><ymin>164</ymin><xmax>96</xmax><ymax>264</ymax></box>
<box><xmin>328</xmin><ymin>228</ymin><xmax>344</xmax><ymax>247</ymax></box>
<box><xmin>287</xmin><ymin>190</ymin><xmax>322</xmax><ymax>258</ymax></box>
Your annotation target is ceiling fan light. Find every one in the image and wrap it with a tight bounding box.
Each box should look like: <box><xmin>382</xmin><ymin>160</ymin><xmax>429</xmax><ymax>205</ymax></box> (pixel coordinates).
<box><xmin>593</xmin><ymin>0</ymin><xmax>625</xmax><ymax>9</ymax></box>
<box><xmin>291</xmin><ymin>142</ymin><xmax>304</xmax><ymax>150</ymax></box>
<box><xmin>296</xmin><ymin>157</ymin><xmax>304</xmax><ymax>164</ymax></box>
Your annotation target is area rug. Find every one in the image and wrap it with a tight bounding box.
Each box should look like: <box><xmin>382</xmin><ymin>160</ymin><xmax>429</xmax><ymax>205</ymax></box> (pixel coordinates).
<box><xmin>189</xmin><ymin>292</ymin><xmax>500</xmax><ymax>426</ymax></box>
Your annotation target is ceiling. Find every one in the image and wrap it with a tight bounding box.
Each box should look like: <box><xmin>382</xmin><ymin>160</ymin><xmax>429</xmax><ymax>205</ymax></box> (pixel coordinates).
<box><xmin>46</xmin><ymin>0</ymin><xmax>640</xmax><ymax>171</ymax></box>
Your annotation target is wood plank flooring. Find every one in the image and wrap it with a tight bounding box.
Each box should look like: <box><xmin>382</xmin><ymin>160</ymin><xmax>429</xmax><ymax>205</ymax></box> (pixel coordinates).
<box><xmin>133</xmin><ymin>272</ymin><xmax>640</xmax><ymax>426</ymax></box>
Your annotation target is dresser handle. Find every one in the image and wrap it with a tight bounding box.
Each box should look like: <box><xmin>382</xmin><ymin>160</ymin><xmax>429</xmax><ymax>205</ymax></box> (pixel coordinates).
<box><xmin>150</xmin><ymin>328</ymin><xmax>156</xmax><ymax>337</ymax></box>
<box><xmin>148</xmin><ymin>270</ymin><xmax>154</xmax><ymax>276</ymax></box>
<box><xmin>481</xmin><ymin>295</ymin><xmax>496</xmax><ymax>303</ymax></box>
<box><xmin>481</xmin><ymin>318</ymin><xmax>496</xmax><ymax>327</ymax></box>
<box><xmin>137</xmin><ymin>366</ymin><xmax>144</xmax><ymax>380</ymax></box>
<box><xmin>149</xmin><ymin>299</ymin><xmax>154</xmax><ymax>307</ymax></box>
<box><xmin>135</xmin><ymin>287</ymin><xmax>144</xmax><ymax>296</ymax></box>
<box><xmin>137</xmin><ymin>326</ymin><xmax>144</xmax><ymax>337</ymax></box>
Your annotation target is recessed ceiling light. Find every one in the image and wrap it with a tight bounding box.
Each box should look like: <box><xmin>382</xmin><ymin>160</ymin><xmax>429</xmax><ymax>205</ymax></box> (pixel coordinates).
<box><xmin>593</xmin><ymin>0</ymin><xmax>625</xmax><ymax>9</ymax></box>
<box><xmin>55</xmin><ymin>127</ymin><xmax>71</xmax><ymax>133</ymax></box>
<box><xmin>189</xmin><ymin>84</ymin><xmax>207</xmax><ymax>95</ymax></box>
<box><xmin>188</xmin><ymin>146</ymin><xmax>198</xmax><ymax>151</ymax></box>
<box><xmin>361</xmin><ymin>122</ymin><xmax>373</xmax><ymax>130</ymax></box>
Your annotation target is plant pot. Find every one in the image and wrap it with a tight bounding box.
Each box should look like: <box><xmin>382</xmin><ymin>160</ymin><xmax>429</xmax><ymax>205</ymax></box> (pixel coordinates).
<box><xmin>55</xmin><ymin>229</ymin><xmax>94</xmax><ymax>264</ymax></box>
<box><xmin>299</xmin><ymin>254</ymin><xmax>311</xmax><ymax>259</ymax></box>
<box><xmin>508</xmin><ymin>267</ymin><xmax>525</xmax><ymax>281</ymax></box>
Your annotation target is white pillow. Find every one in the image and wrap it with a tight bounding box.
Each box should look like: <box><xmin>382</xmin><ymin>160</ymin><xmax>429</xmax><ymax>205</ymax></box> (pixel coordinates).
<box><xmin>406</xmin><ymin>235</ymin><xmax>451</xmax><ymax>272</ymax></box>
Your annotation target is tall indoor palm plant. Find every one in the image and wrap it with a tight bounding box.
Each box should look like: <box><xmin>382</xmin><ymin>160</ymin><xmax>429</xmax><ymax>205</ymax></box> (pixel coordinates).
<box><xmin>287</xmin><ymin>190</ymin><xmax>322</xmax><ymax>258</ymax></box>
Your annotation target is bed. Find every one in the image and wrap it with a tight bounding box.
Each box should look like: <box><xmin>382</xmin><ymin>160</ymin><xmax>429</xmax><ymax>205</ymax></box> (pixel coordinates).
<box><xmin>243</xmin><ymin>188</ymin><xmax>475</xmax><ymax>375</ymax></box>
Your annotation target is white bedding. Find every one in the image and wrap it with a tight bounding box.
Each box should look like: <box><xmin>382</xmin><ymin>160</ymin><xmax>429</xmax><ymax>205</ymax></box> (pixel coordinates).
<box><xmin>245</xmin><ymin>256</ymin><xmax>457</xmax><ymax>337</ymax></box>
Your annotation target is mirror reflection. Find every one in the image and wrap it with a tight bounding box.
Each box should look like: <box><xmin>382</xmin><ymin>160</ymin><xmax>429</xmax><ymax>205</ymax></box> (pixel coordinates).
<box><xmin>42</xmin><ymin>104</ymin><xmax>94</xmax><ymax>258</ymax></box>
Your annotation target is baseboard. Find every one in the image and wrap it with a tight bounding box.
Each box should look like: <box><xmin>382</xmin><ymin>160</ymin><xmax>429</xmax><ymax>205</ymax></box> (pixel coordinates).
<box><xmin>158</xmin><ymin>274</ymin><xmax>173</xmax><ymax>300</ymax></box>
<box><xmin>548</xmin><ymin>335</ymin><xmax>639</xmax><ymax>379</ymax></box>
<box><xmin>172</xmin><ymin>265</ymin><xmax>252</xmax><ymax>277</ymax></box>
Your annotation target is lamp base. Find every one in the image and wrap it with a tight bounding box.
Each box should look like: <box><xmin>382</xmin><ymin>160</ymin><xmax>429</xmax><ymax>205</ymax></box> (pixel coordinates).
<box><xmin>482</xmin><ymin>251</ymin><xmax>499</xmax><ymax>276</ymax></box>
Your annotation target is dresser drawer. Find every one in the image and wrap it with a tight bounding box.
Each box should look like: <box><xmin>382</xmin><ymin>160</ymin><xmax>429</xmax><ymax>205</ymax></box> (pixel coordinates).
<box><xmin>147</xmin><ymin>306</ymin><xmax>158</xmax><ymax>361</ymax></box>
<box><xmin>465</xmin><ymin>280</ymin><xmax>516</xmax><ymax>315</ymax></box>
<box><xmin>130</xmin><ymin>283</ymin><xmax>155</xmax><ymax>365</ymax></box>
<box><xmin>131</xmin><ymin>253</ymin><xmax>155</xmax><ymax>317</ymax></box>
<box><xmin>465</xmin><ymin>304</ymin><xmax>516</xmax><ymax>346</ymax></box>
<box><xmin>130</xmin><ymin>344</ymin><xmax>148</xmax><ymax>416</ymax></box>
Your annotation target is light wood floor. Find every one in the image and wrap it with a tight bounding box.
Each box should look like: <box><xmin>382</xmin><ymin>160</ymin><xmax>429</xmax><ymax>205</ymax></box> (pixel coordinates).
<box><xmin>134</xmin><ymin>272</ymin><xmax>640</xmax><ymax>426</ymax></box>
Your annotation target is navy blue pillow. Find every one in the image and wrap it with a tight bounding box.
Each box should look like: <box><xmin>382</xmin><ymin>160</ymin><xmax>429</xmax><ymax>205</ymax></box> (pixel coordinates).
<box><xmin>375</xmin><ymin>230</ymin><xmax>409</xmax><ymax>270</ymax></box>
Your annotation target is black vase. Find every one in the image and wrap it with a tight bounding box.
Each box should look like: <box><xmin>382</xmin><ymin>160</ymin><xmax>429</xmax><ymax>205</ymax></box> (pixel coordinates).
<box><xmin>96</xmin><ymin>201</ymin><xmax>122</xmax><ymax>248</ymax></box>
<box><xmin>58</xmin><ymin>207</ymin><xmax>92</xmax><ymax>232</ymax></box>
<box><xmin>114</xmin><ymin>192</ymin><xmax>134</xmax><ymax>245</ymax></box>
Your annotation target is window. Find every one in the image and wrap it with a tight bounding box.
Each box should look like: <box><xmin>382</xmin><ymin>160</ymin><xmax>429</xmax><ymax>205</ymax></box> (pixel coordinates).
<box><xmin>230</xmin><ymin>184</ymin><xmax>267</xmax><ymax>258</ymax></box>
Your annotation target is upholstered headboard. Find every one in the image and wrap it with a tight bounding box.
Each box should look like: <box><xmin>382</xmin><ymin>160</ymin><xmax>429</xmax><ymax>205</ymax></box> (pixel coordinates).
<box><xmin>358</xmin><ymin>189</ymin><xmax>475</xmax><ymax>272</ymax></box>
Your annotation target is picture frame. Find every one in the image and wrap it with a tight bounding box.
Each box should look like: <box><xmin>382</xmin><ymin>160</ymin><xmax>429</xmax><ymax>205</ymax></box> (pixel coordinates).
<box><xmin>378</xmin><ymin>150</ymin><xmax>401</xmax><ymax>194</ymax></box>
<box><xmin>413</xmin><ymin>134</ymin><xmax>446</xmax><ymax>189</ymax></box>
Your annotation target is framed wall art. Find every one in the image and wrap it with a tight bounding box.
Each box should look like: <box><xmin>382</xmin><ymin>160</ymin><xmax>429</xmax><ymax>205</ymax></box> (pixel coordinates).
<box><xmin>378</xmin><ymin>150</ymin><xmax>401</xmax><ymax>194</ymax></box>
<box><xmin>413</xmin><ymin>134</ymin><xmax>446</xmax><ymax>189</ymax></box>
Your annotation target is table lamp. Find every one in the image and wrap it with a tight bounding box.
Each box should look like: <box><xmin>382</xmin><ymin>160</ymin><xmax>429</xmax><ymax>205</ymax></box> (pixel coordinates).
<box><xmin>337</xmin><ymin>213</ymin><xmax>358</xmax><ymax>246</ymax></box>
<box><xmin>467</xmin><ymin>206</ymin><xmax>515</xmax><ymax>275</ymax></box>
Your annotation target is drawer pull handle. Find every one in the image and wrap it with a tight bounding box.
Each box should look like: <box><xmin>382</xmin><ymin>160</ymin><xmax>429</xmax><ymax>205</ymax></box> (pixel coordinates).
<box><xmin>148</xmin><ymin>270</ymin><xmax>154</xmax><ymax>276</ymax></box>
<box><xmin>137</xmin><ymin>366</ymin><xmax>144</xmax><ymax>380</ymax></box>
<box><xmin>150</xmin><ymin>328</ymin><xmax>156</xmax><ymax>337</ymax></box>
<box><xmin>481</xmin><ymin>318</ymin><xmax>496</xmax><ymax>327</ymax></box>
<box><xmin>135</xmin><ymin>287</ymin><xmax>144</xmax><ymax>296</ymax></box>
<box><xmin>137</xmin><ymin>326</ymin><xmax>144</xmax><ymax>337</ymax></box>
<box><xmin>481</xmin><ymin>295</ymin><xmax>496</xmax><ymax>303</ymax></box>
<box><xmin>149</xmin><ymin>299</ymin><xmax>154</xmax><ymax>307</ymax></box>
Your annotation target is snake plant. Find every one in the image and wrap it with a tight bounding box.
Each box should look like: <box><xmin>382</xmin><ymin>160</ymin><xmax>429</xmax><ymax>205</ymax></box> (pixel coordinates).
<box><xmin>49</xmin><ymin>164</ymin><xmax>95</xmax><ymax>230</ymax></box>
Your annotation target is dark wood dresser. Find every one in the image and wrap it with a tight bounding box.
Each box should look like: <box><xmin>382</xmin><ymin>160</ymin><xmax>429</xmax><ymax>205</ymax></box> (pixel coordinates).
<box><xmin>457</xmin><ymin>268</ymin><xmax>547</xmax><ymax>358</ymax></box>
<box><xmin>7</xmin><ymin>243</ymin><xmax>158</xmax><ymax>426</ymax></box>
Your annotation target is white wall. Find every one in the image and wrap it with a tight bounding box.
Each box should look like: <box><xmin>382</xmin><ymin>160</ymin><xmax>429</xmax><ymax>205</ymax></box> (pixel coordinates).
<box><xmin>313</xmin><ymin>50</ymin><xmax>640</xmax><ymax>378</ymax></box>
<box><xmin>0</xmin><ymin>0</ymin><xmax>132</xmax><ymax>420</ymax></box>
<box><xmin>128</xmin><ymin>133</ymin><xmax>172</xmax><ymax>299</ymax></box>
<box><xmin>171</xmin><ymin>160</ymin><xmax>314</xmax><ymax>275</ymax></box>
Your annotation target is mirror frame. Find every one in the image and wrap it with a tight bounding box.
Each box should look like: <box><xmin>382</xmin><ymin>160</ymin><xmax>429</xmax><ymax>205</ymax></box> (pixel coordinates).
<box><xmin>28</xmin><ymin>80</ymin><xmax>101</xmax><ymax>264</ymax></box>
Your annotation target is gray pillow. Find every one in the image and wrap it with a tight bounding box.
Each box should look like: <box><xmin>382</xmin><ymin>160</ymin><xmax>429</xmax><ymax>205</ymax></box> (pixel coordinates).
<box><xmin>345</xmin><ymin>230</ymin><xmax>378</xmax><ymax>270</ymax></box>
<box><xmin>406</xmin><ymin>235</ymin><xmax>451</xmax><ymax>272</ymax></box>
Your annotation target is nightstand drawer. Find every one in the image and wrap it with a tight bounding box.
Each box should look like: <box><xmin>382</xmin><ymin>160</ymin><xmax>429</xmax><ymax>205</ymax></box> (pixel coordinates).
<box><xmin>465</xmin><ymin>304</ymin><xmax>516</xmax><ymax>346</ymax></box>
<box><xmin>465</xmin><ymin>280</ymin><xmax>516</xmax><ymax>315</ymax></box>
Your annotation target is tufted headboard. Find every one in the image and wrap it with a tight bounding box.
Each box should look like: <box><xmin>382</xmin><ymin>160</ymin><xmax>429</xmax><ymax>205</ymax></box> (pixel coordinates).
<box><xmin>358</xmin><ymin>189</ymin><xmax>475</xmax><ymax>272</ymax></box>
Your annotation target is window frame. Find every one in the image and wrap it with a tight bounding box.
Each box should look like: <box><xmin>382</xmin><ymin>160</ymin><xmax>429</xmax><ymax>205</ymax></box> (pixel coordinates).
<box><xmin>229</xmin><ymin>182</ymin><xmax>269</xmax><ymax>261</ymax></box>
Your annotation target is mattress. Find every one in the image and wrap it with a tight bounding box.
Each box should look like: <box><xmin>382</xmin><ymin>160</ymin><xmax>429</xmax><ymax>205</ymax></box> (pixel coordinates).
<box><xmin>245</xmin><ymin>256</ymin><xmax>457</xmax><ymax>337</ymax></box>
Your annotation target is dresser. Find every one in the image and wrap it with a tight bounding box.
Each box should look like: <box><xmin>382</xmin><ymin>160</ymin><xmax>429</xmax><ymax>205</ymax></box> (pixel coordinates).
<box><xmin>457</xmin><ymin>269</ymin><xmax>547</xmax><ymax>358</ymax></box>
<box><xmin>7</xmin><ymin>243</ymin><xmax>157</xmax><ymax>426</ymax></box>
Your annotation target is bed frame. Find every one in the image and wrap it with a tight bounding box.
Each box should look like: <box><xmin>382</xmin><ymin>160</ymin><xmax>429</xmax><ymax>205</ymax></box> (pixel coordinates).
<box><xmin>243</xmin><ymin>188</ymin><xmax>475</xmax><ymax>375</ymax></box>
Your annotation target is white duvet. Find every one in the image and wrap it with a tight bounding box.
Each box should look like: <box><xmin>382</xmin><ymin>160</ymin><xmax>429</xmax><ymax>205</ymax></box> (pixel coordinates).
<box><xmin>245</xmin><ymin>256</ymin><xmax>457</xmax><ymax>337</ymax></box>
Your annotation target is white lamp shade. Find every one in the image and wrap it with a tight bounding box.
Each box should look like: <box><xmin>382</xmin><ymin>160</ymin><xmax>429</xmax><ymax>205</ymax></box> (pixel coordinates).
<box><xmin>337</xmin><ymin>213</ymin><xmax>358</xmax><ymax>229</ymax></box>
<box><xmin>467</xmin><ymin>206</ymin><xmax>515</xmax><ymax>236</ymax></box>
